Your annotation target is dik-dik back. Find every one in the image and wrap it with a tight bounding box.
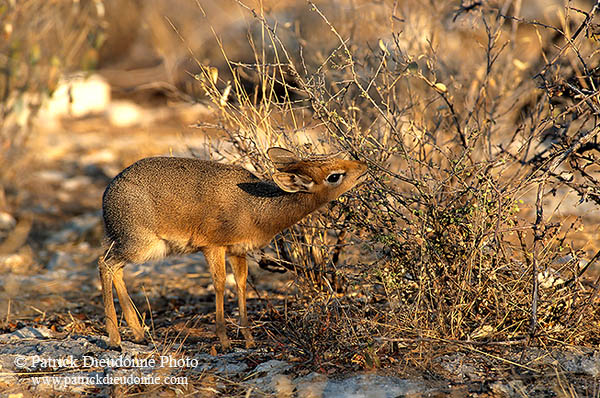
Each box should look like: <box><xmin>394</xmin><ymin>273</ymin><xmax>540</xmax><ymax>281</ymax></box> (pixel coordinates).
<box><xmin>102</xmin><ymin>158</ymin><xmax>269</xmax><ymax>262</ymax></box>
<box><xmin>99</xmin><ymin>147</ymin><xmax>367</xmax><ymax>350</ymax></box>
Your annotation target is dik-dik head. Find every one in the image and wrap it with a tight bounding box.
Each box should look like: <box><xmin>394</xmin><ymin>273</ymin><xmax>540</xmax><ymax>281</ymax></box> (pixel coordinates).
<box><xmin>268</xmin><ymin>147</ymin><xmax>368</xmax><ymax>201</ymax></box>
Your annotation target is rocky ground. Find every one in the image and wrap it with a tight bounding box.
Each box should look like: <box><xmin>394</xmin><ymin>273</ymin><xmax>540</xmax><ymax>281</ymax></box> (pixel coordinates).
<box><xmin>1</xmin><ymin>324</ymin><xmax>599</xmax><ymax>397</ymax></box>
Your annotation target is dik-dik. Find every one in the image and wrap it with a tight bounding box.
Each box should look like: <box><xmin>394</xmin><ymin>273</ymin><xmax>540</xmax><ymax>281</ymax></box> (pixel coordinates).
<box><xmin>99</xmin><ymin>147</ymin><xmax>367</xmax><ymax>349</ymax></box>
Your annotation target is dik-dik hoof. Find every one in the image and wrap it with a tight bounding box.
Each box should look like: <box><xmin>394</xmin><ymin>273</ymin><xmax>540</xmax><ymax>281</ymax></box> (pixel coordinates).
<box><xmin>242</xmin><ymin>330</ymin><xmax>255</xmax><ymax>349</ymax></box>
<box><xmin>219</xmin><ymin>337</ymin><xmax>231</xmax><ymax>350</ymax></box>
<box><xmin>107</xmin><ymin>333</ymin><xmax>121</xmax><ymax>351</ymax></box>
<box><xmin>132</xmin><ymin>335</ymin><xmax>146</xmax><ymax>344</ymax></box>
<box><xmin>106</xmin><ymin>341</ymin><xmax>122</xmax><ymax>352</ymax></box>
<box><xmin>131</xmin><ymin>327</ymin><xmax>146</xmax><ymax>344</ymax></box>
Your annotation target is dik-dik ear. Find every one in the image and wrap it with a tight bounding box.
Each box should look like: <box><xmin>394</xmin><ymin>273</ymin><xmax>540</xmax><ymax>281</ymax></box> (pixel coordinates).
<box><xmin>272</xmin><ymin>172</ymin><xmax>314</xmax><ymax>193</ymax></box>
<box><xmin>268</xmin><ymin>147</ymin><xmax>301</xmax><ymax>167</ymax></box>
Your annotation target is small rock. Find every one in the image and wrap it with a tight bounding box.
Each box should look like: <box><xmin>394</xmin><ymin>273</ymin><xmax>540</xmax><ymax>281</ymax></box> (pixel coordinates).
<box><xmin>42</xmin><ymin>74</ymin><xmax>110</xmax><ymax>119</ymax></box>
<box><xmin>272</xmin><ymin>374</ymin><xmax>295</xmax><ymax>398</ymax></box>
<box><xmin>0</xmin><ymin>212</ymin><xmax>16</xmax><ymax>230</ymax></box>
<box><xmin>61</xmin><ymin>176</ymin><xmax>93</xmax><ymax>191</ymax></box>
<box><xmin>194</xmin><ymin>352</ymin><xmax>249</xmax><ymax>375</ymax></box>
<box><xmin>46</xmin><ymin>251</ymin><xmax>76</xmax><ymax>270</ymax></box>
<box><xmin>490</xmin><ymin>379</ymin><xmax>526</xmax><ymax>398</ymax></box>
<box><xmin>0</xmin><ymin>326</ymin><xmax>55</xmax><ymax>343</ymax></box>
<box><xmin>0</xmin><ymin>252</ymin><xmax>34</xmax><ymax>274</ymax></box>
<box><xmin>254</xmin><ymin>359</ymin><xmax>291</xmax><ymax>375</ymax></box>
<box><xmin>251</xmin><ymin>360</ymin><xmax>293</xmax><ymax>394</ymax></box>
<box><xmin>34</xmin><ymin>170</ymin><xmax>68</xmax><ymax>184</ymax></box>
<box><xmin>45</xmin><ymin>212</ymin><xmax>101</xmax><ymax>246</ymax></box>
<box><xmin>295</xmin><ymin>374</ymin><xmax>424</xmax><ymax>398</ymax></box>
<box><xmin>108</xmin><ymin>100</ymin><xmax>143</xmax><ymax>128</ymax></box>
<box><xmin>295</xmin><ymin>373</ymin><xmax>328</xmax><ymax>398</ymax></box>
<box><xmin>81</xmin><ymin>149</ymin><xmax>116</xmax><ymax>166</ymax></box>
<box><xmin>213</xmin><ymin>361</ymin><xmax>249</xmax><ymax>374</ymax></box>
<box><xmin>437</xmin><ymin>352</ymin><xmax>478</xmax><ymax>380</ymax></box>
<box><xmin>560</xmin><ymin>351</ymin><xmax>600</xmax><ymax>377</ymax></box>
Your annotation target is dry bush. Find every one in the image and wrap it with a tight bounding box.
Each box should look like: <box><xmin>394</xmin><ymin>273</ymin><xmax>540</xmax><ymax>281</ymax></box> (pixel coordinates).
<box><xmin>189</xmin><ymin>0</ymin><xmax>600</xmax><ymax>367</ymax></box>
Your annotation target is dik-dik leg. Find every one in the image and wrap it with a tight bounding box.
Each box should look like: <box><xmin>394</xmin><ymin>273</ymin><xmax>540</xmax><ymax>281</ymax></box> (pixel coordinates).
<box><xmin>98</xmin><ymin>256</ymin><xmax>123</xmax><ymax>348</ymax></box>
<box><xmin>203</xmin><ymin>246</ymin><xmax>230</xmax><ymax>349</ymax></box>
<box><xmin>229</xmin><ymin>254</ymin><xmax>255</xmax><ymax>348</ymax></box>
<box><xmin>112</xmin><ymin>267</ymin><xmax>145</xmax><ymax>342</ymax></box>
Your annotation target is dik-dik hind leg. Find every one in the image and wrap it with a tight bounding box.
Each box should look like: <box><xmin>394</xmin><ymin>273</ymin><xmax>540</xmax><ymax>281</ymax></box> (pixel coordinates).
<box><xmin>98</xmin><ymin>256</ymin><xmax>122</xmax><ymax>348</ymax></box>
<box><xmin>203</xmin><ymin>246</ymin><xmax>230</xmax><ymax>349</ymax></box>
<box><xmin>229</xmin><ymin>255</ymin><xmax>255</xmax><ymax>348</ymax></box>
<box><xmin>113</xmin><ymin>268</ymin><xmax>145</xmax><ymax>343</ymax></box>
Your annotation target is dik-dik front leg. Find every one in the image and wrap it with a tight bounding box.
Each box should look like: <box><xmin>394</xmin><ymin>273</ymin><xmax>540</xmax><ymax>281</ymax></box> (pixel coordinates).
<box><xmin>229</xmin><ymin>254</ymin><xmax>255</xmax><ymax>348</ymax></box>
<box><xmin>203</xmin><ymin>246</ymin><xmax>230</xmax><ymax>349</ymax></box>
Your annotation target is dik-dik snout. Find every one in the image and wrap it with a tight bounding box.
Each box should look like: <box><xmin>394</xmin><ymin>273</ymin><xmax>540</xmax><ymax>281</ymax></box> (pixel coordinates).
<box><xmin>99</xmin><ymin>147</ymin><xmax>367</xmax><ymax>350</ymax></box>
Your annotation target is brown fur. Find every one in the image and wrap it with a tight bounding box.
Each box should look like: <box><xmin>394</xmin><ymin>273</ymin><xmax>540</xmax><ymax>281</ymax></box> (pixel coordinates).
<box><xmin>99</xmin><ymin>147</ymin><xmax>367</xmax><ymax>349</ymax></box>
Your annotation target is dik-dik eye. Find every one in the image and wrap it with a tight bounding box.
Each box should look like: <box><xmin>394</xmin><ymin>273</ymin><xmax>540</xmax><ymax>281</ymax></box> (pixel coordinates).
<box><xmin>326</xmin><ymin>172</ymin><xmax>345</xmax><ymax>184</ymax></box>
